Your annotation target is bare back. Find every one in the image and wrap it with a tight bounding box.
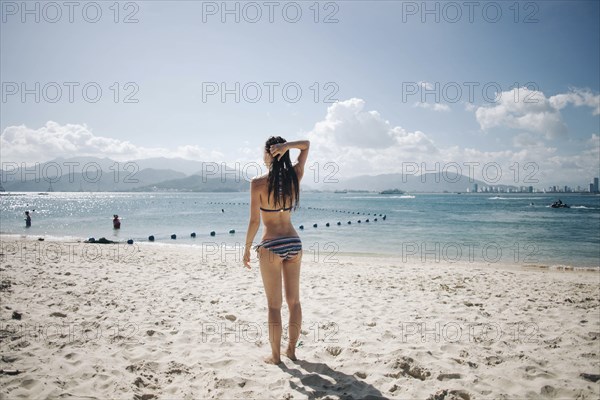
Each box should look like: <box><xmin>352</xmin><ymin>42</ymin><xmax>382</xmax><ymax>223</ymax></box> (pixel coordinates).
<box><xmin>255</xmin><ymin>164</ymin><xmax>302</xmax><ymax>239</ymax></box>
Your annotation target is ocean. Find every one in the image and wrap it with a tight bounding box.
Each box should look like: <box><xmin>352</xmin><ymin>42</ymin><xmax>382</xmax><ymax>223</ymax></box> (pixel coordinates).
<box><xmin>1</xmin><ymin>192</ymin><xmax>599</xmax><ymax>269</ymax></box>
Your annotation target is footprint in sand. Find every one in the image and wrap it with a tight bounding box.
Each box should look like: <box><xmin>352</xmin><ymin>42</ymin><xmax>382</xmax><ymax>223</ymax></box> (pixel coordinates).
<box><xmin>437</xmin><ymin>373</ymin><xmax>462</xmax><ymax>381</ymax></box>
<box><xmin>524</xmin><ymin>365</ymin><xmax>556</xmax><ymax>379</ymax></box>
<box><xmin>325</xmin><ymin>346</ymin><xmax>343</xmax><ymax>356</ymax></box>
<box><xmin>484</xmin><ymin>355</ymin><xmax>503</xmax><ymax>366</ymax></box>
<box><xmin>427</xmin><ymin>389</ymin><xmax>470</xmax><ymax>400</ymax></box>
<box><xmin>50</xmin><ymin>311</ymin><xmax>67</xmax><ymax>318</ymax></box>
<box><xmin>390</xmin><ymin>357</ymin><xmax>431</xmax><ymax>381</ymax></box>
<box><xmin>540</xmin><ymin>385</ymin><xmax>557</xmax><ymax>396</ymax></box>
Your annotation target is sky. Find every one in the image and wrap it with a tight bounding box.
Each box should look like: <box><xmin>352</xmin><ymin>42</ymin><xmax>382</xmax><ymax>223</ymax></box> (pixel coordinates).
<box><xmin>1</xmin><ymin>0</ymin><xmax>599</xmax><ymax>187</ymax></box>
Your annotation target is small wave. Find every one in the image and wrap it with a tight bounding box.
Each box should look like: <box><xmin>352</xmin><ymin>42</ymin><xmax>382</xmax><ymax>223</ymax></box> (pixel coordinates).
<box><xmin>0</xmin><ymin>232</ymin><xmax>87</xmax><ymax>242</ymax></box>
<box><xmin>524</xmin><ymin>263</ymin><xmax>600</xmax><ymax>271</ymax></box>
<box><xmin>542</xmin><ymin>205</ymin><xmax>598</xmax><ymax>209</ymax></box>
<box><xmin>381</xmin><ymin>195</ymin><xmax>415</xmax><ymax>199</ymax></box>
<box><xmin>488</xmin><ymin>196</ymin><xmax>546</xmax><ymax>200</ymax></box>
<box><xmin>343</xmin><ymin>195</ymin><xmax>414</xmax><ymax>199</ymax></box>
<box><xmin>352</xmin><ymin>195</ymin><xmax>415</xmax><ymax>199</ymax></box>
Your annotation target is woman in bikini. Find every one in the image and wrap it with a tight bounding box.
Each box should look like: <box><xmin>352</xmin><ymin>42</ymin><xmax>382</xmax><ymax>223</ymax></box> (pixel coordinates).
<box><xmin>243</xmin><ymin>136</ymin><xmax>310</xmax><ymax>365</ymax></box>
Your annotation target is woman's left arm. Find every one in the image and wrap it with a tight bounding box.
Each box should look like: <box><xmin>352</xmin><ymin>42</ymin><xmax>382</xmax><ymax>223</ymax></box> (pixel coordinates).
<box><xmin>243</xmin><ymin>179</ymin><xmax>261</xmax><ymax>269</ymax></box>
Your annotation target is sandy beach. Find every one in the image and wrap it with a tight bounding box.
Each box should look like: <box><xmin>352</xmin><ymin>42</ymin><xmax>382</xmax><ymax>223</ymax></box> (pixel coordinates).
<box><xmin>1</xmin><ymin>235</ymin><xmax>599</xmax><ymax>399</ymax></box>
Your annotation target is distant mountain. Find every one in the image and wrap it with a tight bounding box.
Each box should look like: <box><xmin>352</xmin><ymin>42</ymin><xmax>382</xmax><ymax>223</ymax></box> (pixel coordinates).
<box><xmin>0</xmin><ymin>156</ymin><xmax>250</xmax><ymax>192</ymax></box>
<box><xmin>1</xmin><ymin>156</ymin><xmax>121</xmax><ymax>176</ymax></box>
<box><xmin>128</xmin><ymin>157</ymin><xmax>220</xmax><ymax>176</ymax></box>
<box><xmin>0</xmin><ymin>157</ymin><xmax>517</xmax><ymax>193</ymax></box>
<box><xmin>0</xmin><ymin>167</ymin><xmax>186</xmax><ymax>192</ymax></box>
<box><xmin>131</xmin><ymin>174</ymin><xmax>249</xmax><ymax>192</ymax></box>
<box><xmin>0</xmin><ymin>156</ymin><xmax>248</xmax><ymax>178</ymax></box>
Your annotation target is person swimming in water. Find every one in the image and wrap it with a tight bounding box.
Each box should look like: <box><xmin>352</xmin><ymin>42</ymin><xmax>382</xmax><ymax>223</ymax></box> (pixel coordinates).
<box><xmin>113</xmin><ymin>214</ymin><xmax>121</xmax><ymax>229</ymax></box>
<box><xmin>243</xmin><ymin>136</ymin><xmax>310</xmax><ymax>365</ymax></box>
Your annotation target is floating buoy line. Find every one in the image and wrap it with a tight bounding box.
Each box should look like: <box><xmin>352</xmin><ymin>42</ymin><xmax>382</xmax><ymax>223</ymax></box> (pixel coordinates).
<box><xmin>89</xmin><ymin>203</ymin><xmax>388</xmax><ymax>245</ymax></box>
<box><xmin>208</xmin><ymin>202</ymin><xmax>388</xmax><ymax>232</ymax></box>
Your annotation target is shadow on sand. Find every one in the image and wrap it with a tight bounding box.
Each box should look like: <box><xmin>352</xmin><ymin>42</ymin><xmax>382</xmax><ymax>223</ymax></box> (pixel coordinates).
<box><xmin>278</xmin><ymin>358</ymin><xmax>388</xmax><ymax>399</ymax></box>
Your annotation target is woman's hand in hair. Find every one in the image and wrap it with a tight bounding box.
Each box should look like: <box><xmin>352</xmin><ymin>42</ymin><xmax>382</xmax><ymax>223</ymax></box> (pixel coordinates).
<box><xmin>269</xmin><ymin>143</ymin><xmax>288</xmax><ymax>161</ymax></box>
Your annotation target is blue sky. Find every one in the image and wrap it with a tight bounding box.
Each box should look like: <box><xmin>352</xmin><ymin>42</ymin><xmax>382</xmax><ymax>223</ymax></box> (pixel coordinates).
<box><xmin>1</xmin><ymin>0</ymin><xmax>599</xmax><ymax>186</ymax></box>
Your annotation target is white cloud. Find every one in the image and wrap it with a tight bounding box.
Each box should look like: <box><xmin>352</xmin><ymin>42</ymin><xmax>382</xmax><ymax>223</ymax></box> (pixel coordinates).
<box><xmin>3</xmin><ymin>100</ymin><xmax>598</xmax><ymax>187</ymax></box>
<box><xmin>475</xmin><ymin>87</ymin><xmax>600</xmax><ymax>139</ymax></box>
<box><xmin>549</xmin><ymin>88</ymin><xmax>600</xmax><ymax>116</ymax></box>
<box><xmin>414</xmin><ymin>102</ymin><xmax>450</xmax><ymax>112</ymax></box>
<box><xmin>543</xmin><ymin>134</ymin><xmax>600</xmax><ymax>182</ymax></box>
<box><xmin>475</xmin><ymin>87</ymin><xmax>567</xmax><ymax>139</ymax></box>
<box><xmin>308</xmin><ymin>98</ymin><xmax>438</xmax><ymax>153</ymax></box>
<box><xmin>0</xmin><ymin>121</ymin><xmax>223</xmax><ymax>164</ymax></box>
<box><xmin>417</xmin><ymin>80</ymin><xmax>434</xmax><ymax>91</ymax></box>
<box><xmin>304</xmin><ymin>98</ymin><xmax>599</xmax><ymax>184</ymax></box>
<box><xmin>463</xmin><ymin>102</ymin><xmax>476</xmax><ymax>112</ymax></box>
<box><xmin>310</xmin><ymin>98</ymin><xmax>398</xmax><ymax>149</ymax></box>
<box><xmin>512</xmin><ymin>132</ymin><xmax>544</xmax><ymax>148</ymax></box>
<box><xmin>306</xmin><ymin>98</ymin><xmax>440</xmax><ymax>176</ymax></box>
<box><xmin>410</xmin><ymin>81</ymin><xmax>451</xmax><ymax>112</ymax></box>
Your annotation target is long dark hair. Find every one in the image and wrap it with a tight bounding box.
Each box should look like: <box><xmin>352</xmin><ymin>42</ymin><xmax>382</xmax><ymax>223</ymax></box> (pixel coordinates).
<box><xmin>265</xmin><ymin>136</ymin><xmax>300</xmax><ymax>210</ymax></box>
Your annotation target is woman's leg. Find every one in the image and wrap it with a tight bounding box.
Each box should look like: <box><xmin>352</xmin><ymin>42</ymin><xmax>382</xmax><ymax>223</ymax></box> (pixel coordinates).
<box><xmin>257</xmin><ymin>247</ymin><xmax>283</xmax><ymax>364</ymax></box>
<box><xmin>282</xmin><ymin>250</ymin><xmax>302</xmax><ymax>360</ymax></box>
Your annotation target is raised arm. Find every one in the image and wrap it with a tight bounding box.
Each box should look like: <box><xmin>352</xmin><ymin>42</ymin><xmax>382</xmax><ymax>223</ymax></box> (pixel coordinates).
<box><xmin>270</xmin><ymin>140</ymin><xmax>310</xmax><ymax>180</ymax></box>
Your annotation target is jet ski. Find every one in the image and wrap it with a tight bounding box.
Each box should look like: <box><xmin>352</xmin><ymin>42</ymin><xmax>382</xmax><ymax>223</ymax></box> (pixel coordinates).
<box><xmin>550</xmin><ymin>199</ymin><xmax>570</xmax><ymax>208</ymax></box>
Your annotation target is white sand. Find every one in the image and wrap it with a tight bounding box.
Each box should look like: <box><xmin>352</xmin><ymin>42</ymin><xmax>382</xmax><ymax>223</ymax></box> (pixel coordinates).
<box><xmin>1</xmin><ymin>235</ymin><xmax>599</xmax><ymax>399</ymax></box>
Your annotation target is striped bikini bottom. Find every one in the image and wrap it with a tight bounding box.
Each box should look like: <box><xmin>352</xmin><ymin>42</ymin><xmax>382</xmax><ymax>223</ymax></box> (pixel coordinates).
<box><xmin>254</xmin><ymin>236</ymin><xmax>302</xmax><ymax>261</ymax></box>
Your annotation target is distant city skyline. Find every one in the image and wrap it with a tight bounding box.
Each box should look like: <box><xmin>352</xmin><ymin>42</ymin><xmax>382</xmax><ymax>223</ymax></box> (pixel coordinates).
<box><xmin>469</xmin><ymin>176</ymin><xmax>600</xmax><ymax>194</ymax></box>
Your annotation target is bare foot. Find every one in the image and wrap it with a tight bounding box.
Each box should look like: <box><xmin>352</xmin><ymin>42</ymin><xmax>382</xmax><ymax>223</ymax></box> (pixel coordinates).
<box><xmin>263</xmin><ymin>355</ymin><xmax>282</xmax><ymax>365</ymax></box>
<box><xmin>285</xmin><ymin>347</ymin><xmax>297</xmax><ymax>361</ymax></box>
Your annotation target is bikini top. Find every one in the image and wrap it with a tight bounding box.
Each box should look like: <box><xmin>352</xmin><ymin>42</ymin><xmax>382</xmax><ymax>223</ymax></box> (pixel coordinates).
<box><xmin>260</xmin><ymin>206</ymin><xmax>293</xmax><ymax>213</ymax></box>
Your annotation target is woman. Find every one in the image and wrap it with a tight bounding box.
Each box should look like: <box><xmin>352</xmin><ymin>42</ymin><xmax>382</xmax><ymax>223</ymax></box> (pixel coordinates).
<box><xmin>243</xmin><ymin>136</ymin><xmax>310</xmax><ymax>365</ymax></box>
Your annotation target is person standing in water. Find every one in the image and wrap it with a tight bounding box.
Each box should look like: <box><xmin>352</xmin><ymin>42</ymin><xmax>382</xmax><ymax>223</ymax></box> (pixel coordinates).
<box><xmin>243</xmin><ymin>136</ymin><xmax>310</xmax><ymax>365</ymax></box>
<box><xmin>113</xmin><ymin>215</ymin><xmax>121</xmax><ymax>229</ymax></box>
<box><xmin>24</xmin><ymin>211</ymin><xmax>31</xmax><ymax>228</ymax></box>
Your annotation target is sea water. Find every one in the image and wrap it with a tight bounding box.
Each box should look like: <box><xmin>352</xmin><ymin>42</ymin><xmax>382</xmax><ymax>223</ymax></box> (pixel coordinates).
<box><xmin>1</xmin><ymin>192</ymin><xmax>599</xmax><ymax>268</ymax></box>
